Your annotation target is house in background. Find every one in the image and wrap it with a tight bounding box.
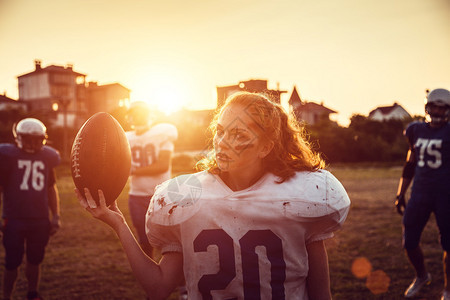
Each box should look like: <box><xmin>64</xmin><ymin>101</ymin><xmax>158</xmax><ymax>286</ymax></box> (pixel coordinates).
<box><xmin>17</xmin><ymin>60</ymin><xmax>87</xmax><ymax>128</ymax></box>
<box><xmin>0</xmin><ymin>93</ymin><xmax>26</xmax><ymax>112</ymax></box>
<box><xmin>288</xmin><ymin>86</ymin><xmax>337</xmax><ymax>125</ymax></box>
<box><xmin>86</xmin><ymin>82</ymin><xmax>130</xmax><ymax>116</ymax></box>
<box><xmin>368</xmin><ymin>103</ymin><xmax>411</xmax><ymax>121</ymax></box>
<box><xmin>16</xmin><ymin>60</ymin><xmax>131</xmax><ymax>128</ymax></box>
<box><xmin>0</xmin><ymin>93</ymin><xmax>27</xmax><ymax>125</ymax></box>
<box><xmin>216</xmin><ymin>79</ymin><xmax>287</xmax><ymax>108</ymax></box>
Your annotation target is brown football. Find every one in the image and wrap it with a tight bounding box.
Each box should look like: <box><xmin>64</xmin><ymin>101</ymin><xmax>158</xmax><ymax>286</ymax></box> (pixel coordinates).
<box><xmin>71</xmin><ymin>112</ymin><xmax>131</xmax><ymax>206</ymax></box>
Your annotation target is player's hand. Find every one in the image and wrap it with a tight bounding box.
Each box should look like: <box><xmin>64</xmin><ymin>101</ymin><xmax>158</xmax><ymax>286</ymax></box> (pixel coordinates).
<box><xmin>395</xmin><ymin>194</ymin><xmax>406</xmax><ymax>215</ymax></box>
<box><xmin>49</xmin><ymin>215</ymin><xmax>61</xmax><ymax>236</ymax></box>
<box><xmin>75</xmin><ymin>188</ymin><xmax>125</xmax><ymax>230</ymax></box>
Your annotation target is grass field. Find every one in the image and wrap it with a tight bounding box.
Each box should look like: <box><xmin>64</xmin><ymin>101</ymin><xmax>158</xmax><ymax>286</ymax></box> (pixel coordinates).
<box><xmin>0</xmin><ymin>158</ymin><xmax>444</xmax><ymax>299</ymax></box>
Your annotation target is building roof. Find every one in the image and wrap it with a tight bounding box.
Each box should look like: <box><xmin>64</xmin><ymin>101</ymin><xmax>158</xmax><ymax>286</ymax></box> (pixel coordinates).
<box><xmin>368</xmin><ymin>103</ymin><xmax>407</xmax><ymax>118</ymax></box>
<box><xmin>0</xmin><ymin>94</ymin><xmax>18</xmax><ymax>103</ymax></box>
<box><xmin>0</xmin><ymin>94</ymin><xmax>26</xmax><ymax>112</ymax></box>
<box><xmin>216</xmin><ymin>79</ymin><xmax>287</xmax><ymax>107</ymax></box>
<box><xmin>288</xmin><ymin>86</ymin><xmax>302</xmax><ymax>105</ymax></box>
<box><xmin>87</xmin><ymin>82</ymin><xmax>131</xmax><ymax>92</ymax></box>
<box><xmin>17</xmin><ymin>60</ymin><xmax>86</xmax><ymax>78</ymax></box>
<box><xmin>295</xmin><ymin>101</ymin><xmax>337</xmax><ymax>114</ymax></box>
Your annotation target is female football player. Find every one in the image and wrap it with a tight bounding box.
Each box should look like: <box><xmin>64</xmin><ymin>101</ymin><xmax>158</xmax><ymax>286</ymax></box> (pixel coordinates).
<box><xmin>76</xmin><ymin>91</ymin><xmax>350</xmax><ymax>299</ymax></box>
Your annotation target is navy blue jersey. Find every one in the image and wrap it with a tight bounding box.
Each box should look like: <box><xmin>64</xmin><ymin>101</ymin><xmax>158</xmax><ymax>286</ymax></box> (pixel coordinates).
<box><xmin>405</xmin><ymin>122</ymin><xmax>450</xmax><ymax>190</ymax></box>
<box><xmin>0</xmin><ymin>144</ymin><xmax>60</xmax><ymax>219</ymax></box>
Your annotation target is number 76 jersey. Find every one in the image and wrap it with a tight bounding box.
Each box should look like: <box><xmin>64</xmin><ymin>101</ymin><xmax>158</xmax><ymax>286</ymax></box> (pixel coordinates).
<box><xmin>406</xmin><ymin>121</ymin><xmax>450</xmax><ymax>189</ymax></box>
<box><xmin>0</xmin><ymin>144</ymin><xmax>60</xmax><ymax>219</ymax></box>
<box><xmin>147</xmin><ymin>170</ymin><xmax>350</xmax><ymax>300</ymax></box>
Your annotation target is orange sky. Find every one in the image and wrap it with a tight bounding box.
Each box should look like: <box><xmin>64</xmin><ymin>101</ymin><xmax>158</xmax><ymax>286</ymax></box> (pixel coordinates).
<box><xmin>1</xmin><ymin>0</ymin><xmax>449</xmax><ymax>125</ymax></box>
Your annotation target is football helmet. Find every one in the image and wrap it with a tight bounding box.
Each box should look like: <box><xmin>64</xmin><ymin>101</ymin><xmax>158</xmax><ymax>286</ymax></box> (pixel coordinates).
<box><xmin>425</xmin><ymin>88</ymin><xmax>450</xmax><ymax>124</ymax></box>
<box><xmin>127</xmin><ymin>101</ymin><xmax>151</xmax><ymax>130</ymax></box>
<box><xmin>13</xmin><ymin>118</ymin><xmax>48</xmax><ymax>153</ymax></box>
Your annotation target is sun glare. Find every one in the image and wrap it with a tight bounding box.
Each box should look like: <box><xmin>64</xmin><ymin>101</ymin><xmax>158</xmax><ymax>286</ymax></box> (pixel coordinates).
<box><xmin>153</xmin><ymin>85</ymin><xmax>185</xmax><ymax>115</ymax></box>
<box><xmin>129</xmin><ymin>67</ymin><xmax>192</xmax><ymax>116</ymax></box>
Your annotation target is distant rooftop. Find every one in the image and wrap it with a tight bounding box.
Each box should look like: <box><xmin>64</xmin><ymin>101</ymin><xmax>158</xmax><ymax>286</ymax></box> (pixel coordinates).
<box><xmin>17</xmin><ymin>59</ymin><xmax>86</xmax><ymax>78</ymax></box>
<box><xmin>368</xmin><ymin>103</ymin><xmax>400</xmax><ymax>117</ymax></box>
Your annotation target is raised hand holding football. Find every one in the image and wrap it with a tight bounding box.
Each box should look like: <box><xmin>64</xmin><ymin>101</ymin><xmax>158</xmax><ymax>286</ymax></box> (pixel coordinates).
<box><xmin>71</xmin><ymin>112</ymin><xmax>131</xmax><ymax>206</ymax></box>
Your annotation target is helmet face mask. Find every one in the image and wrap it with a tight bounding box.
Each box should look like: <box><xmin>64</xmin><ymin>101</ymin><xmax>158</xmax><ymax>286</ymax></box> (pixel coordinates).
<box><xmin>13</xmin><ymin>118</ymin><xmax>48</xmax><ymax>153</ymax></box>
<box><xmin>425</xmin><ymin>88</ymin><xmax>450</xmax><ymax>126</ymax></box>
<box><xmin>16</xmin><ymin>134</ymin><xmax>46</xmax><ymax>153</ymax></box>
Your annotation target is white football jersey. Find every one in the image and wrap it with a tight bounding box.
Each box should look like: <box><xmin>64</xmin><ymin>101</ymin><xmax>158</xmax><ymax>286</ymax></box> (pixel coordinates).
<box><xmin>147</xmin><ymin>170</ymin><xmax>350</xmax><ymax>300</ymax></box>
<box><xmin>126</xmin><ymin>123</ymin><xmax>178</xmax><ymax>196</ymax></box>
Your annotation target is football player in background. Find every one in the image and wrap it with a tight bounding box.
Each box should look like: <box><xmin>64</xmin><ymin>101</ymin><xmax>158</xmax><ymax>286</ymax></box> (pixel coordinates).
<box><xmin>76</xmin><ymin>92</ymin><xmax>350</xmax><ymax>299</ymax></box>
<box><xmin>125</xmin><ymin>101</ymin><xmax>178</xmax><ymax>259</ymax></box>
<box><xmin>396</xmin><ymin>88</ymin><xmax>450</xmax><ymax>300</ymax></box>
<box><xmin>0</xmin><ymin>118</ymin><xmax>61</xmax><ymax>300</ymax></box>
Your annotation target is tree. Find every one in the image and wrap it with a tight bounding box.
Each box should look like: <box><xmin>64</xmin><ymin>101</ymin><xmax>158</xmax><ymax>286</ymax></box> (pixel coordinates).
<box><xmin>305</xmin><ymin>114</ymin><xmax>410</xmax><ymax>163</ymax></box>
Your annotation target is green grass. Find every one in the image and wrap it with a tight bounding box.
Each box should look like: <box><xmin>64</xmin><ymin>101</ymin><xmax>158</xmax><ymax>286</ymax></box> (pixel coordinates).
<box><xmin>0</xmin><ymin>160</ymin><xmax>444</xmax><ymax>299</ymax></box>
<box><xmin>329</xmin><ymin>166</ymin><xmax>443</xmax><ymax>300</ymax></box>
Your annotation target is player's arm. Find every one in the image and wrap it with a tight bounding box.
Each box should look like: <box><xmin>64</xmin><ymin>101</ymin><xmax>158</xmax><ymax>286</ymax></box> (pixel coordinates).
<box><xmin>76</xmin><ymin>188</ymin><xmax>184</xmax><ymax>299</ymax></box>
<box><xmin>48</xmin><ymin>169</ymin><xmax>61</xmax><ymax>235</ymax></box>
<box><xmin>115</xmin><ymin>222</ymin><xmax>184</xmax><ymax>299</ymax></box>
<box><xmin>306</xmin><ymin>240</ymin><xmax>332</xmax><ymax>300</ymax></box>
<box><xmin>132</xmin><ymin>150</ymin><xmax>172</xmax><ymax>176</ymax></box>
<box><xmin>0</xmin><ymin>185</ymin><xmax>3</xmax><ymax>236</ymax></box>
<box><xmin>395</xmin><ymin>149</ymin><xmax>416</xmax><ymax>215</ymax></box>
<box><xmin>0</xmin><ymin>153</ymin><xmax>5</xmax><ymax>236</ymax></box>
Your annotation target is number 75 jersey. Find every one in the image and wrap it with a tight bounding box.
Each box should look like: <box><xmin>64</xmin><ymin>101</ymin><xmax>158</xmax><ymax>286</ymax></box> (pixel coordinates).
<box><xmin>147</xmin><ymin>170</ymin><xmax>350</xmax><ymax>300</ymax></box>
<box><xmin>405</xmin><ymin>122</ymin><xmax>450</xmax><ymax>189</ymax></box>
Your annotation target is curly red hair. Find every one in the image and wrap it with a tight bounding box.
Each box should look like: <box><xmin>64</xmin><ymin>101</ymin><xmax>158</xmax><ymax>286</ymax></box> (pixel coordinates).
<box><xmin>196</xmin><ymin>91</ymin><xmax>325</xmax><ymax>182</ymax></box>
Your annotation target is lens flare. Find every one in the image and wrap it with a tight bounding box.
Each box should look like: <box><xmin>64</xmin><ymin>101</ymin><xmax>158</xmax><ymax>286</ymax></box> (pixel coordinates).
<box><xmin>365</xmin><ymin>269</ymin><xmax>390</xmax><ymax>295</ymax></box>
<box><xmin>351</xmin><ymin>257</ymin><xmax>372</xmax><ymax>278</ymax></box>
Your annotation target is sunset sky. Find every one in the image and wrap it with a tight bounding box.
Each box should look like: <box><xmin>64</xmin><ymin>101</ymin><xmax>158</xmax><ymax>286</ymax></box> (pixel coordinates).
<box><xmin>0</xmin><ymin>0</ymin><xmax>449</xmax><ymax>125</ymax></box>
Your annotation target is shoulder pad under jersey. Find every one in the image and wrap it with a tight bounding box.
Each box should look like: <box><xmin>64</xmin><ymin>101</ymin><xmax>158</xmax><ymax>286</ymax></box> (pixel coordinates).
<box><xmin>281</xmin><ymin>170</ymin><xmax>350</xmax><ymax>222</ymax></box>
<box><xmin>151</xmin><ymin>123</ymin><xmax>178</xmax><ymax>142</ymax></box>
<box><xmin>148</xmin><ymin>172</ymin><xmax>206</xmax><ymax>226</ymax></box>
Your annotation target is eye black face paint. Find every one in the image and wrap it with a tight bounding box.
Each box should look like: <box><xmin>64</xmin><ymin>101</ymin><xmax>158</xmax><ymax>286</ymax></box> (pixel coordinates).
<box><xmin>234</xmin><ymin>143</ymin><xmax>255</xmax><ymax>152</ymax></box>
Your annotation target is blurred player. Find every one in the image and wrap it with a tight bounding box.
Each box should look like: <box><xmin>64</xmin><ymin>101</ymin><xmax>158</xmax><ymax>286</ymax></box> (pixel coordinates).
<box><xmin>396</xmin><ymin>88</ymin><xmax>450</xmax><ymax>299</ymax></box>
<box><xmin>0</xmin><ymin>118</ymin><xmax>61</xmax><ymax>300</ymax></box>
<box><xmin>125</xmin><ymin>101</ymin><xmax>178</xmax><ymax>258</ymax></box>
<box><xmin>76</xmin><ymin>92</ymin><xmax>350</xmax><ymax>299</ymax></box>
